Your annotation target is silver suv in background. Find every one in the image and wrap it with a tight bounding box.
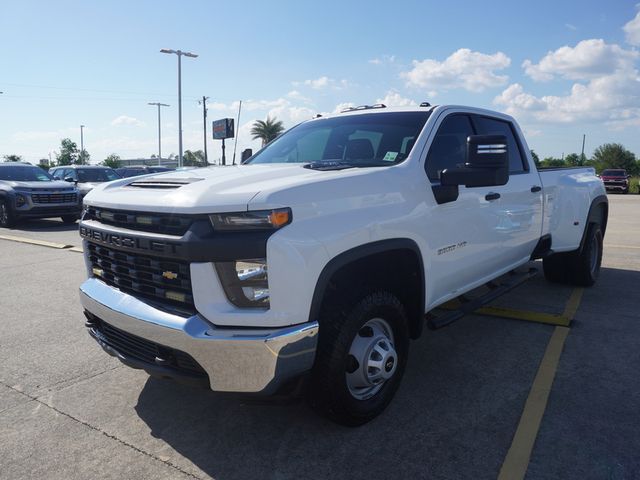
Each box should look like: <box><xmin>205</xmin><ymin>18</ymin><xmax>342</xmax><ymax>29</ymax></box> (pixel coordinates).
<box><xmin>0</xmin><ymin>163</ymin><xmax>81</xmax><ymax>227</ymax></box>
<box><xmin>49</xmin><ymin>165</ymin><xmax>121</xmax><ymax>201</ymax></box>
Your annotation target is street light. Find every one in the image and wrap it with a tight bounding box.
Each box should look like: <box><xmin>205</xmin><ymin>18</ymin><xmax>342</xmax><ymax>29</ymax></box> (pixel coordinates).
<box><xmin>148</xmin><ymin>102</ymin><xmax>170</xmax><ymax>166</ymax></box>
<box><xmin>160</xmin><ymin>48</ymin><xmax>198</xmax><ymax>168</ymax></box>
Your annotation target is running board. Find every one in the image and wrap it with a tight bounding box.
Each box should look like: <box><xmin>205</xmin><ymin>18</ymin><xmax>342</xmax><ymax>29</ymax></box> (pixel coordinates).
<box><xmin>426</xmin><ymin>268</ymin><xmax>538</xmax><ymax>330</ymax></box>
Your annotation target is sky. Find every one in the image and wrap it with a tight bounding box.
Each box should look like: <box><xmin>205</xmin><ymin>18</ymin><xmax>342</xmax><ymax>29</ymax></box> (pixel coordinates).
<box><xmin>1</xmin><ymin>0</ymin><xmax>640</xmax><ymax>164</ymax></box>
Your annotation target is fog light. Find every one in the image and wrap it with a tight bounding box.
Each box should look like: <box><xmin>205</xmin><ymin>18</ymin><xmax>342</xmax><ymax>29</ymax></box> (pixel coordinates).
<box><xmin>15</xmin><ymin>194</ymin><xmax>26</xmax><ymax>207</ymax></box>
<box><xmin>215</xmin><ymin>259</ymin><xmax>270</xmax><ymax>308</ymax></box>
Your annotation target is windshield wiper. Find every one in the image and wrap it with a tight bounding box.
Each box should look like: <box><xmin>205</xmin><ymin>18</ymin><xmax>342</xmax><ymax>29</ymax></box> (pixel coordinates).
<box><xmin>303</xmin><ymin>160</ymin><xmax>357</xmax><ymax>171</ymax></box>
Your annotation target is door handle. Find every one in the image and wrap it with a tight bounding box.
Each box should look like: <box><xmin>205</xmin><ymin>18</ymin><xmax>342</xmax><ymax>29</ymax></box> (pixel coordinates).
<box><xmin>531</xmin><ymin>185</ymin><xmax>542</xmax><ymax>193</ymax></box>
<box><xmin>485</xmin><ymin>192</ymin><xmax>501</xmax><ymax>201</ymax></box>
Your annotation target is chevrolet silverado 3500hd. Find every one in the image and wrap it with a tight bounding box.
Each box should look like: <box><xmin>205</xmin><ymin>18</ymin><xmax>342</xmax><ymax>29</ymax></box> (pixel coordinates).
<box><xmin>78</xmin><ymin>105</ymin><xmax>607</xmax><ymax>425</ymax></box>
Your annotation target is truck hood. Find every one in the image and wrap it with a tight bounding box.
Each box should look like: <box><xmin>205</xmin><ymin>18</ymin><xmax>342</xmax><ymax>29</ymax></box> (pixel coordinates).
<box><xmin>83</xmin><ymin>164</ymin><xmax>363</xmax><ymax>213</ymax></box>
<box><xmin>6</xmin><ymin>180</ymin><xmax>75</xmax><ymax>190</ymax></box>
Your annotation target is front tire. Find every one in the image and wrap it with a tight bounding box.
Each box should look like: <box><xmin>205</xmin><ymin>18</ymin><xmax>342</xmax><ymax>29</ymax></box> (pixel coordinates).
<box><xmin>310</xmin><ymin>291</ymin><xmax>409</xmax><ymax>426</ymax></box>
<box><xmin>0</xmin><ymin>199</ymin><xmax>16</xmax><ymax>228</ymax></box>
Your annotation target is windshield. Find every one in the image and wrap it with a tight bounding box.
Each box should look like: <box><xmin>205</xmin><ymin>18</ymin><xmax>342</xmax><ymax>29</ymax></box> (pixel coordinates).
<box><xmin>77</xmin><ymin>168</ymin><xmax>120</xmax><ymax>182</ymax></box>
<box><xmin>601</xmin><ymin>170</ymin><xmax>625</xmax><ymax>177</ymax></box>
<box><xmin>246</xmin><ymin>111</ymin><xmax>430</xmax><ymax>167</ymax></box>
<box><xmin>0</xmin><ymin>165</ymin><xmax>53</xmax><ymax>182</ymax></box>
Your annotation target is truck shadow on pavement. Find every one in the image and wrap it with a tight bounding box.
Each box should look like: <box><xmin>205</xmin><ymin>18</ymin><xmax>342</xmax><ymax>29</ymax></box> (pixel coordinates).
<box><xmin>10</xmin><ymin>218</ymin><xmax>79</xmax><ymax>232</ymax></box>
<box><xmin>133</xmin><ymin>288</ymin><xmax>563</xmax><ymax>480</ymax></box>
<box><xmin>133</xmin><ymin>266</ymin><xmax>640</xmax><ymax>480</ymax></box>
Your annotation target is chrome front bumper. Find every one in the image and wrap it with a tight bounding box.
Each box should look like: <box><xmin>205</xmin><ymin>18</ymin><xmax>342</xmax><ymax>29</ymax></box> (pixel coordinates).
<box><xmin>79</xmin><ymin>278</ymin><xmax>318</xmax><ymax>394</ymax></box>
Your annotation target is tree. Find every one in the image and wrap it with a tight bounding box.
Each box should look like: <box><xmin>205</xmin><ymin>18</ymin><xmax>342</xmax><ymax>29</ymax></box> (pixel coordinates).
<box><xmin>56</xmin><ymin>138</ymin><xmax>78</xmax><ymax>166</ymax></box>
<box><xmin>541</xmin><ymin>156</ymin><xmax>566</xmax><ymax>168</ymax></box>
<box><xmin>251</xmin><ymin>117</ymin><xmax>285</xmax><ymax>146</ymax></box>
<box><xmin>591</xmin><ymin>143</ymin><xmax>638</xmax><ymax>175</ymax></box>
<box><xmin>101</xmin><ymin>154</ymin><xmax>121</xmax><ymax>169</ymax></box>
<box><xmin>3</xmin><ymin>154</ymin><xmax>22</xmax><ymax>162</ymax></box>
<box><xmin>530</xmin><ymin>150</ymin><xmax>540</xmax><ymax>167</ymax></box>
<box><xmin>77</xmin><ymin>149</ymin><xmax>90</xmax><ymax>165</ymax></box>
<box><xmin>565</xmin><ymin>153</ymin><xmax>582</xmax><ymax>167</ymax></box>
<box><xmin>183</xmin><ymin>149</ymin><xmax>206</xmax><ymax>167</ymax></box>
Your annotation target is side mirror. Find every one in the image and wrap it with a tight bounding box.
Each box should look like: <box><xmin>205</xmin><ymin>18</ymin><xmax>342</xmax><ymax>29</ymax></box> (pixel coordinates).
<box><xmin>64</xmin><ymin>176</ymin><xmax>77</xmax><ymax>184</ymax></box>
<box><xmin>441</xmin><ymin>135</ymin><xmax>509</xmax><ymax>188</ymax></box>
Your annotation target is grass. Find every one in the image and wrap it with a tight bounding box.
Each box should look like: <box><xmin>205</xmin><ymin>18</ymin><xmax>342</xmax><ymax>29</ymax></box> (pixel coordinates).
<box><xmin>630</xmin><ymin>176</ymin><xmax>640</xmax><ymax>194</ymax></box>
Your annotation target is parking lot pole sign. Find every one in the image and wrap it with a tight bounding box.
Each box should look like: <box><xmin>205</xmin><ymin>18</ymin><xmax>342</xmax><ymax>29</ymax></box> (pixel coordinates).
<box><xmin>212</xmin><ymin>118</ymin><xmax>235</xmax><ymax>166</ymax></box>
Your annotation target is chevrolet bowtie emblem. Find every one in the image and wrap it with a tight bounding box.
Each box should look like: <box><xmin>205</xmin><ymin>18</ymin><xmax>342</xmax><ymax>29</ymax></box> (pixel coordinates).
<box><xmin>162</xmin><ymin>271</ymin><xmax>178</xmax><ymax>280</ymax></box>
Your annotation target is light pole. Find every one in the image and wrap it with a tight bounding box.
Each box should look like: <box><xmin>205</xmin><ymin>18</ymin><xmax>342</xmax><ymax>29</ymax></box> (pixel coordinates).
<box><xmin>80</xmin><ymin>125</ymin><xmax>85</xmax><ymax>164</ymax></box>
<box><xmin>160</xmin><ymin>48</ymin><xmax>198</xmax><ymax>168</ymax></box>
<box><xmin>199</xmin><ymin>96</ymin><xmax>209</xmax><ymax>165</ymax></box>
<box><xmin>148</xmin><ymin>102</ymin><xmax>170</xmax><ymax>165</ymax></box>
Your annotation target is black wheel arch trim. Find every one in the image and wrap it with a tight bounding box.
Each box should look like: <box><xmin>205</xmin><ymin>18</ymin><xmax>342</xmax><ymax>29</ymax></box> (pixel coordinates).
<box><xmin>579</xmin><ymin>194</ymin><xmax>608</xmax><ymax>252</ymax></box>
<box><xmin>308</xmin><ymin>238</ymin><xmax>426</xmax><ymax>338</ymax></box>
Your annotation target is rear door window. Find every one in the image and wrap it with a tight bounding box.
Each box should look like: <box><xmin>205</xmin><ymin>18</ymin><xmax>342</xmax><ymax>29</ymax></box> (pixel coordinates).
<box><xmin>472</xmin><ymin>116</ymin><xmax>527</xmax><ymax>173</ymax></box>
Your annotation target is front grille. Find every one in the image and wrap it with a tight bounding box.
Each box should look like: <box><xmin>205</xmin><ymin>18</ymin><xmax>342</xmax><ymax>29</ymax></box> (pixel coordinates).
<box><xmin>87</xmin><ymin>242</ymin><xmax>194</xmax><ymax>313</ymax></box>
<box><xmin>84</xmin><ymin>206</ymin><xmax>195</xmax><ymax>235</ymax></box>
<box><xmin>91</xmin><ymin>317</ymin><xmax>207</xmax><ymax>377</ymax></box>
<box><xmin>32</xmin><ymin>192</ymin><xmax>78</xmax><ymax>204</ymax></box>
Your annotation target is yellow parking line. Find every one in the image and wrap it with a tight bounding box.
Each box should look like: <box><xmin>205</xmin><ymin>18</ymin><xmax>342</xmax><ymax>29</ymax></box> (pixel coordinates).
<box><xmin>562</xmin><ymin>288</ymin><xmax>584</xmax><ymax>320</ymax></box>
<box><xmin>497</xmin><ymin>288</ymin><xmax>583</xmax><ymax>480</ymax></box>
<box><xmin>438</xmin><ymin>300</ymin><xmax>572</xmax><ymax>327</ymax></box>
<box><xmin>604</xmin><ymin>244</ymin><xmax>640</xmax><ymax>250</ymax></box>
<box><xmin>0</xmin><ymin>234</ymin><xmax>72</xmax><ymax>250</ymax></box>
<box><xmin>68</xmin><ymin>246</ymin><xmax>84</xmax><ymax>253</ymax></box>
<box><xmin>474</xmin><ymin>306</ymin><xmax>570</xmax><ymax>327</ymax></box>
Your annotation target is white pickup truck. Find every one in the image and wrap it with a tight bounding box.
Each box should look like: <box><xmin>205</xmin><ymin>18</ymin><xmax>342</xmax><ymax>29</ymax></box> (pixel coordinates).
<box><xmin>78</xmin><ymin>104</ymin><xmax>607</xmax><ymax>425</ymax></box>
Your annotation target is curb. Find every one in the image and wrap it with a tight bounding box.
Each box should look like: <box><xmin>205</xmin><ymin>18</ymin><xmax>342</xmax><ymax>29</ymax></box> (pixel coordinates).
<box><xmin>0</xmin><ymin>234</ymin><xmax>74</xmax><ymax>250</ymax></box>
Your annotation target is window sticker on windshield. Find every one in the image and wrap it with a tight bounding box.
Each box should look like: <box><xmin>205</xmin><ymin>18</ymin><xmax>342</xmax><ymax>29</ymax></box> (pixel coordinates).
<box><xmin>383</xmin><ymin>151</ymin><xmax>398</xmax><ymax>162</ymax></box>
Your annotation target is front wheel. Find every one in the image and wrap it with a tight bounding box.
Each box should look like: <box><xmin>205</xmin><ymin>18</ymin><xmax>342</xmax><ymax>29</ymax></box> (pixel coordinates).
<box><xmin>0</xmin><ymin>199</ymin><xmax>16</xmax><ymax>228</ymax></box>
<box><xmin>310</xmin><ymin>291</ymin><xmax>409</xmax><ymax>426</ymax></box>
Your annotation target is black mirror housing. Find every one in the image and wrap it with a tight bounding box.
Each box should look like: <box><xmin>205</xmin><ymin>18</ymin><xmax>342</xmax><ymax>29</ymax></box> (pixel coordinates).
<box><xmin>441</xmin><ymin>134</ymin><xmax>509</xmax><ymax>188</ymax></box>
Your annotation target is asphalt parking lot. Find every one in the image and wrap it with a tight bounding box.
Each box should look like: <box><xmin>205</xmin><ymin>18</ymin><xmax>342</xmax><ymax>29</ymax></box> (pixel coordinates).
<box><xmin>1</xmin><ymin>195</ymin><xmax>639</xmax><ymax>480</ymax></box>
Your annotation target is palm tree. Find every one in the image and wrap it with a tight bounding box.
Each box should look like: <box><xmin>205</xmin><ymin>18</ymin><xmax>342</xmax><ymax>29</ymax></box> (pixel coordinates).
<box><xmin>251</xmin><ymin>117</ymin><xmax>285</xmax><ymax>147</ymax></box>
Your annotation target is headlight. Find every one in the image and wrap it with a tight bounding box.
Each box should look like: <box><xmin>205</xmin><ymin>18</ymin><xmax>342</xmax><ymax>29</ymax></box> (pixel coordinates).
<box><xmin>209</xmin><ymin>208</ymin><xmax>291</xmax><ymax>231</ymax></box>
<box><xmin>215</xmin><ymin>258</ymin><xmax>270</xmax><ymax>308</ymax></box>
<box><xmin>15</xmin><ymin>193</ymin><xmax>27</xmax><ymax>207</ymax></box>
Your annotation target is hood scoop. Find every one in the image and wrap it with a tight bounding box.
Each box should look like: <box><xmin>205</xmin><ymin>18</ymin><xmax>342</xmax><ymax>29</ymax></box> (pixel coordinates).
<box><xmin>127</xmin><ymin>177</ymin><xmax>204</xmax><ymax>189</ymax></box>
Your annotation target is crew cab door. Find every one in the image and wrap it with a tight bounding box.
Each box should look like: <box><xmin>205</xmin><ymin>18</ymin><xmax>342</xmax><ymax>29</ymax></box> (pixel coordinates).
<box><xmin>470</xmin><ymin>114</ymin><xmax>543</xmax><ymax>267</ymax></box>
<box><xmin>422</xmin><ymin>112</ymin><xmax>542</xmax><ymax>306</ymax></box>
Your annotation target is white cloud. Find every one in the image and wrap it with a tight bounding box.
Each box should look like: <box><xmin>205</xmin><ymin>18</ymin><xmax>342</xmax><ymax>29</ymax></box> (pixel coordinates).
<box><xmin>375</xmin><ymin>91</ymin><xmax>417</xmax><ymax>107</ymax></box>
<box><xmin>623</xmin><ymin>10</ymin><xmax>640</xmax><ymax>46</ymax></box>
<box><xmin>522</xmin><ymin>39</ymin><xmax>638</xmax><ymax>81</ymax></box>
<box><xmin>286</xmin><ymin>90</ymin><xmax>312</xmax><ymax>103</ymax></box>
<box><xmin>111</xmin><ymin>115</ymin><xmax>145</xmax><ymax>127</ymax></box>
<box><xmin>494</xmin><ymin>84</ymin><xmax>546</xmax><ymax>112</ymax></box>
<box><xmin>266</xmin><ymin>103</ymin><xmax>316</xmax><ymax>125</ymax></box>
<box><xmin>494</xmin><ymin>70</ymin><xmax>640</xmax><ymax>124</ymax></box>
<box><xmin>305</xmin><ymin>76</ymin><xmax>331</xmax><ymax>89</ymax></box>
<box><xmin>369</xmin><ymin>54</ymin><xmax>396</xmax><ymax>65</ymax></box>
<box><xmin>401</xmin><ymin>48</ymin><xmax>511</xmax><ymax>92</ymax></box>
<box><xmin>565</xmin><ymin>23</ymin><xmax>578</xmax><ymax>31</ymax></box>
<box><xmin>293</xmin><ymin>76</ymin><xmax>351</xmax><ymax>90</ymax></box>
